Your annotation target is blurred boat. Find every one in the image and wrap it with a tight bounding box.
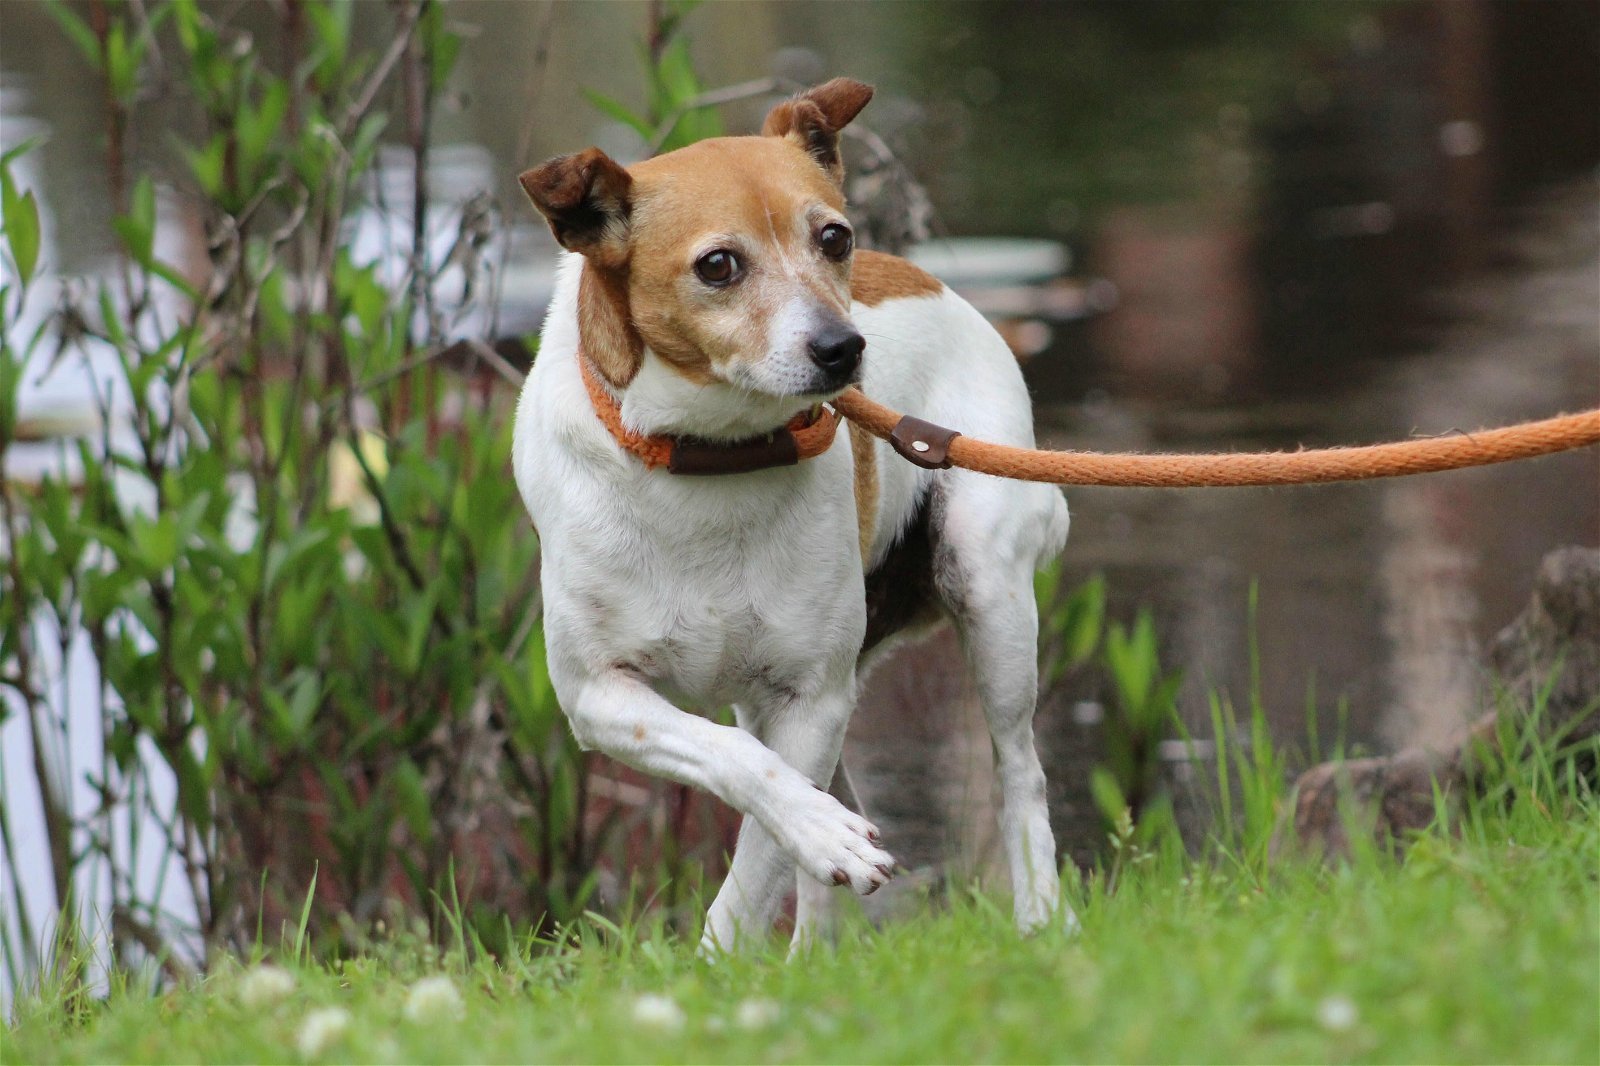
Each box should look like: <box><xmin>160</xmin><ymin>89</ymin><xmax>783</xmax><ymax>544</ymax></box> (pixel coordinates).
<box><xmin>904</xmin><ymin>237</ymin><xmax>1116</xmax><ymax>360</ymax></box>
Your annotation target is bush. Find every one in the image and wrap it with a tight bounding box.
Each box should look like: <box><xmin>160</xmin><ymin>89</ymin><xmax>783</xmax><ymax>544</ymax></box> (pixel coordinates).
<box><xmin>0</xmin><ymin>0</ymin><xmax>734</xmax><ymax>988</ymax></box>
<box><xmin>1</xmin><ymin>0</ymin><xmax>1176</xmax><ymax>998</ymax></box>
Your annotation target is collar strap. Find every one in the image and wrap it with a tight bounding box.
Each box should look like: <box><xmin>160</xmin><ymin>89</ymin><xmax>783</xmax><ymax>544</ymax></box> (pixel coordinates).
<box><xmin>579</xmin><ymin>353</ymin><xmax>842</xmax><ymax>475</ymax></box>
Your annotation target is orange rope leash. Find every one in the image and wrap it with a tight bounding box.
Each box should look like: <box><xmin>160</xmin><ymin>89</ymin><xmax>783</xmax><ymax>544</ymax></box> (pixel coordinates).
<box><xmin>833</xmin><ymin>388</ymin><xmax>1600</xmax><ymax>488</ymax></box>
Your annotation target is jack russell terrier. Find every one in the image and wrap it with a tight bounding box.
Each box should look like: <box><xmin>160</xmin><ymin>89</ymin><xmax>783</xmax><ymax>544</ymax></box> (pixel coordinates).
<box><xmin>512</xmin><ymin>78</ymin><xmax>1071</xmax><ymax>952</ymax></box>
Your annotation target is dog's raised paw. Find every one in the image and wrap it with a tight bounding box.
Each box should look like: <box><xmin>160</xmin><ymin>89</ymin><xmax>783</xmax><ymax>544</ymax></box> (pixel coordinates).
<box><xmin>780</xmin><ymin>790</ymin><xmax>896</xmax><ymax>896</ymax></box>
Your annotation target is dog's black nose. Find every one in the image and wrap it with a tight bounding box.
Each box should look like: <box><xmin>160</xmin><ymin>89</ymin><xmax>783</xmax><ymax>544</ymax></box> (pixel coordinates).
<box><xmin>808</xmin><ymin>326</ymin><xmax>865</xmax><ymax>377</ymax></box>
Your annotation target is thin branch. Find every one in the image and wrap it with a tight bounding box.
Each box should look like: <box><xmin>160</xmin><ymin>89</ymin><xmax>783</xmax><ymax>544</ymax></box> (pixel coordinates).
<box><xmin>111</xmin><ymin>905</ymin><xmax>194</xmax><ymax>984</ymax></box>
<box><xmin>403</xmin><ymin>0</ymin><xmax>437</xmax><ymax>349</ymax></box>
<box><xmin>512</xmin><ymin>1</ymin><xmax>558</xmax><ymax>170</ymax></box>
<box><xmin>339</xmin><ymin>2</ymin><xmax>425</xmax><ymax>139</ymax></box>
<box><xmin>457</xmin><ymin>338</ymin><xmax>526</xmax><ymax>387</ymax></box>
<box><xmin>319</xmin><ymin>338</ymin><xmax>523</xmax><ymax>420</ymax></box>
<box><xmin>0</xmin><ymin>787</ymin><xmax>42</xmax><ymax>975</ymax></box>
<box><xmin>647</xmin><ymin>76</ymin><xmax>784</xmax><ymax>155</ymax></box>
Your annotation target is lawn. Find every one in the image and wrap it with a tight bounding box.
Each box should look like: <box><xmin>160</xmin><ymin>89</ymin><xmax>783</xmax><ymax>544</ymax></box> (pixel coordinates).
<box><xmin>7</xmin><ymin>775</ymin><xmax>1597</xmax><ymax>1065</ymax></box>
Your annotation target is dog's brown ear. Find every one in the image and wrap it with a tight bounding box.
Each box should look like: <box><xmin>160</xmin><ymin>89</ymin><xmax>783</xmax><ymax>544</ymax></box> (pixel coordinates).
<box><xmin>762</xmin><ymin>78</ymin><xmax>874</xmax><ymax>184</ymax></box>
<box><xmin>518</xmin><ymin>148</ymin><xmax>633</xmax><ymax>266</ymax></box>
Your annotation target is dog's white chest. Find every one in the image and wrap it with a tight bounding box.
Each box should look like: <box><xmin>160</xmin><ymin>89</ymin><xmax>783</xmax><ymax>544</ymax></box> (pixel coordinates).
<box><xmin>536</xmin><ymin>449</ymin><xmax>866</xmax><ymax>708</ymax></box>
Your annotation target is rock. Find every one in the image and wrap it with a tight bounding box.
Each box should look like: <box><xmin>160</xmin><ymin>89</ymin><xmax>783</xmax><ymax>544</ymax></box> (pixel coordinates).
<box><xmin>1285</xmin><ymin>749</ymin><xmax>1460</xmax><ymax>858</ymax></box>
<box><xmin>1483</xmin><ymin>546</ymin><xmax>1600</xmax><ymax>749</ymax></box>
<box><xmin>1283</xmin><ymin>546</ymin><xmax>1600</xmax><ymax>858</ymax></box>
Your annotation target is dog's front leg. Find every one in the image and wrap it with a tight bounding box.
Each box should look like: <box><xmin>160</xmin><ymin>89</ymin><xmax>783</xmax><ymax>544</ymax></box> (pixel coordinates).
<box><xmin>698</xmin><ymin>700</ymin><xmax>802</xmax><ymax>955</ymax></box>
<box><xmin>701</xmin><ymin>686</ymin><xmax>893</xmax><ymax>955</ymax></box>
<box><xmin>563</xmin><ymin>670</ymin><xmax>893</xmax><ymax>945</ymax></box>
<box><xmin>789</xmin><ymin>766</ymin><xmax>861</xmax><ymax>954</ymax></box>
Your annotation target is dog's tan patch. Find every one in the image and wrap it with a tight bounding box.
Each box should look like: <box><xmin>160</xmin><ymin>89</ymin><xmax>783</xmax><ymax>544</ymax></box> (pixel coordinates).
<box><xmin>850</xmin><ymin>422</ymin><xmax>878</xmax><ymax>564</ymax></box>
<box><xmin>761</xmin><ymin>79</ymin><xmax>874</xmax><ymax>186</ymax></box>
<box><xmin>519</xmin><ymin>148</ymin><xmax>633</xmax><ymax>268</ymax></box>
<box><xmin>579</xmin><ymin>265</ymin><xmax>645</xmax><ymax>386</ymax></box>
<box><xmin>524</xmin><ymin>82</ymin><xmax>881</xmax><ymax>390</ymax></box>
<box><xmin>851</xmin><ymin>250</ymin><xmax>943</xmax><ymax>307</ymax></box>
<box><xmin>619</xmin><ymin>137</ymin><xmax>854</xmax><ymax>381</ymax></box>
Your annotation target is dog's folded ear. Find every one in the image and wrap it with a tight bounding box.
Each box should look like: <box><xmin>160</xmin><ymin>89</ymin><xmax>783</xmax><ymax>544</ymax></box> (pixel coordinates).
<box><xmin>518</xmin><ymin>148</ymin><xmax>633</xmax><ymax>266</ymax></box>
<box><xmin>762</xmin><ymin>77</ymin><xmax>874</xmax><ymax>184</ymax></box>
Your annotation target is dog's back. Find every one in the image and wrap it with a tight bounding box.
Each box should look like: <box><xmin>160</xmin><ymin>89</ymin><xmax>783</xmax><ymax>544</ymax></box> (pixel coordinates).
<box><xmin>847</xmin><ymin>249</ymin><xmax>1070</xmax><ymax>579</ymax></box>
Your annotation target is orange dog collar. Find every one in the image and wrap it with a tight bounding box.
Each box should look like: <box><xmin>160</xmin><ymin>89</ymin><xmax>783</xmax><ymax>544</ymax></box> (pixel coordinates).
<box><xmin>579</xmin><ymin>353</ymin><xmax>842</xmax><ymax>475</ymax></box>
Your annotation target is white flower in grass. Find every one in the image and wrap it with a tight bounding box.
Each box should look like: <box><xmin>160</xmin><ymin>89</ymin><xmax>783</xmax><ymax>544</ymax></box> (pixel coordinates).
<box><xmin>403</xmin><ymin>974</ymin><xmax>465</xmax><ymax>1023</ymax></box>
<box><xmin>735</xmin><ymin>998</ymin><xmax>781</xmax><ymax>1031</ymax></box>
<box><xmin>631</xmin><ymin>993</ymin><xmax>687</xmax><ymax>1032</ymax></box>
<box><xmin>238</xmin><ymin>964</ymin><xmax>296</xmax><ymax>1008</ymax></box>
<box><xmin>297</xmin><ymin>1006</ymin><xmax>352</xmax><ymax>1058</ymax></box>
<box><xmin>1316</xmin><ymin>994</ymin><xmax>1359</xmax><ymax>1033</ymax></box>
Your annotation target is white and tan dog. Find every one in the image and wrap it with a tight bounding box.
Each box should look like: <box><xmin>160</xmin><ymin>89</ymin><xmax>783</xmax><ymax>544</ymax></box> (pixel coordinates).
<box><xmin>512</xmin><ymin>79</ymin><xmax>1071</xmax><ymax>953</ymax></box>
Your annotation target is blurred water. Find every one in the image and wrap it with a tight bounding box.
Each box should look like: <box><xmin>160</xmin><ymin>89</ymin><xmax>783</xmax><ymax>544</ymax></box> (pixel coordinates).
<box><xmin>855</xmin><ymin>178</ymin><xmax>1598</xmax><ymax>879</ymax></box>
<box><xmin>1</xmin><ymin>1</ymin><xmax>1596</xmax><ymax>914</ymax></box>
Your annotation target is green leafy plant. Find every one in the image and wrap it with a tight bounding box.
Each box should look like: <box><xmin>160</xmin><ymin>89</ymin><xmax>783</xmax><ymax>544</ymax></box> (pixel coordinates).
<box><xmin>0</xmin><ymin>0</ymin><xmax>724</xmax><ymax>996</ymax></box>
<box><xmin>1034</xmin><ymin>562</ymin><xmax>1105</xmax><ymax>693</ymax></box>
<box><xmin>1100</xmin><ymin>609</ymin><xmax>1183</xmax><ymax>819</ymax></box>
<box><xmin>1196</xmin><ymin>587</ymin><xmax>1290</xmax><ymax>874</ymax></box>
<box><xmin>582</xmin><ymin>2</ymin><xmax>725</xmax><ymax>156</ymax></box>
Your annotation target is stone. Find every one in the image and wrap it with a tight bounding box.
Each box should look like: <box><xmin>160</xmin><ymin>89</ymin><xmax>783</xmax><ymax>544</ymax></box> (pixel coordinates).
<box><xmin>1283</xmin><ymin>546</ymin><xmax>1599</xmax><ymax>857</ymax></box>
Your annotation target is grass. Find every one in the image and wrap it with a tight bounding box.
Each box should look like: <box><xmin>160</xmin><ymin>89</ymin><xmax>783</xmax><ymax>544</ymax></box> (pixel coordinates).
<box><xmin>6</xmin><ymin>762</ymin><xmax>1597</xmax><ymax>1066</ymax></box>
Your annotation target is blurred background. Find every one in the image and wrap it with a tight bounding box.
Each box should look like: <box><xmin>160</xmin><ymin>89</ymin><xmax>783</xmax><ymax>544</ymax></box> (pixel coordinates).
<box><xmin>2</xmin><ymin>0</ymin><xmax>1596</xmax><ymax>996</ymax></box>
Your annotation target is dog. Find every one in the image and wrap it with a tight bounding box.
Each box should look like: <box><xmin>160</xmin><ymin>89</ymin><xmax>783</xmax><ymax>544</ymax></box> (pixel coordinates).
<box><xmin>512</xmin><ymin>78</ymin><xmax>1071</xmax><ymax>953</ymax></box>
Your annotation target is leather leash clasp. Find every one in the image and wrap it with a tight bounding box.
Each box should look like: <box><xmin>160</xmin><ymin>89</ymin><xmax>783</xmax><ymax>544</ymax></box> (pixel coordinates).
<box><xmin>889</xmin><ymin>415</ymin><xmax>960</xmax><ymax>470</ymax></box>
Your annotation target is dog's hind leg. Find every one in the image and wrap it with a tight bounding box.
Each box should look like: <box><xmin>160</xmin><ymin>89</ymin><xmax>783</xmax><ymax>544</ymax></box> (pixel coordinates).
<box><xmin>951</xmin><ymin>581</ymin><xmax>1065</xmax><ymax>931</ymax></box>
<box><xmin>933</xmin><ymin>477</ymin><xmax>1072</xmax><ymax>933</ymax></box>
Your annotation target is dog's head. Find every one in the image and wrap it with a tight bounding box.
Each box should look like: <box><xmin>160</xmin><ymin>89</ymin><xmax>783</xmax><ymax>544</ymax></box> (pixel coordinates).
<box><xmin>519</xmin><ymin>78</ymin><xmax>874</xmax><ymax>402</ymax></box>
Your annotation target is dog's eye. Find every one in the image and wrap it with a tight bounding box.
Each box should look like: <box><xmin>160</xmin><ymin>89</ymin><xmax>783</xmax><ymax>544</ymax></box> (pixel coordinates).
<box><xmin>694</xmin><ymin>249</ymin><xmax>740</xmax><ymax>287</ymax></box>
<box><xmin>818</xmin><ymin>223</ymin><xmax>853</xmax><ymax>261</ymax></box>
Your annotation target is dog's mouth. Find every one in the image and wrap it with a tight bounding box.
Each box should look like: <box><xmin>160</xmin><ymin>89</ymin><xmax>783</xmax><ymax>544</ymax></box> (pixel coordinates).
<box><xmin>718</xmin><ymin>359</ymin><xmax>859</xmax><ymax>406</ymax></box>
<box><xmin>708</xmin><ymin>318</ymin><xmax>865</xmax><ymax>402</ymax></box>
<box><xmin>808</xmin><ymin>362</ymin><xmax>863</xmax><ymax>396</ymax></box>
